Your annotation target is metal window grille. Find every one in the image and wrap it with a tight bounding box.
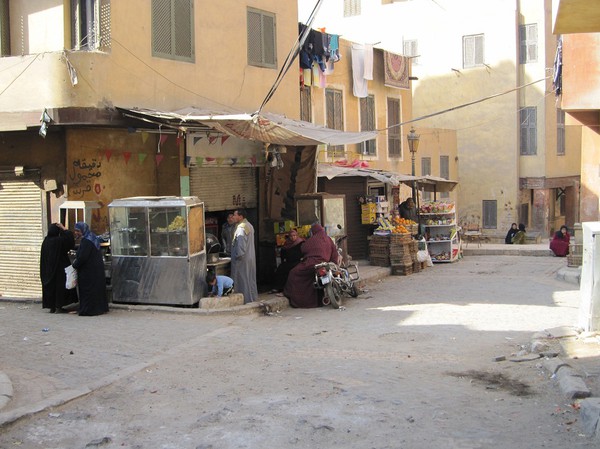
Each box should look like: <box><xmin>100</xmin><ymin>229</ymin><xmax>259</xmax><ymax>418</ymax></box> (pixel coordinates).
<box><xmin>520</xmin><ymin>107</ymin><xmax>537</xmax><ymax>155</ymax></box>
<box><xmin>300</xmin><ymin>87</ymin><xmax>312</xmax><ymax>122</ymax></box>
<box><xmin>247</xmin><ymin>8</ymin><xmax>277</xmax><ymax>68</ymax></box>
<box><xmin>387</xmin><ymin>97</ymin><xmax>401</xmax><ymax>157</ymax></box>
<box><xmin>403</xmin><ymin>39</ymin><xmax>418</xmax><ymax>64</ymax></box>
<box><xmin>557</xmin><ymin>108</ymin><xmax>565</xmax><ymax>156</ymax></box>
<box><xmin>519</xmin><ymin>24</ymin><xmax>538</xmax><ymax>64</ymax></box>
<box><xmin>326</xmin><ymin>89</ymin><xmax>345</xmax><ymax>158</ymax></box>
<box><xmin>463</xmin><ymin>34</ymin><xmax>484</xmax><ymax>68</ymax></box>
<box><xmin>152</xmin><ymin>0</ymin><xmax>194</xmax><ymax>62</ymax></box>
<box><xmin>360</xmin><ymin>95</ymin><xmax>376</xmax><ymax>156</ymax></box>
<box><xmin>482</xmin><ymin>200</ymin><xmax>497</xmax><ymax>229</ymax></box>
<box><xmin>421</xmin><ymin>157</ymin><xmax>431</xmax><ymax>200</ymax></box>
<box><xmin>344</xmin><ymin>0</ymin><xmax>361</xmax><ymax>17</ymax></box>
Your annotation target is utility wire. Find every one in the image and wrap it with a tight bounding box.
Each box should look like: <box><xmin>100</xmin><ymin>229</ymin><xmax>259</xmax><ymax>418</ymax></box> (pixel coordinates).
<box><xmin>0</xmin><ymin>54</ymin><xmax>40</xmax><ymax>97</ymax></box>
<box><xmin>256</xmin><ymin>0</ymin><xmax>324</xmax><ymax>115</ymax></box>
<box><xmin>378</xmin><ymin>76</ymin><xmax>551</xmax><ymax>132</ymax></box>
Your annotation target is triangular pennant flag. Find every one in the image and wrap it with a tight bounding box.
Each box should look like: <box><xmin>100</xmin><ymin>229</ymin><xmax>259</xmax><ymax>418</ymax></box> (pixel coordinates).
<box><xmin>185</xmin><ymin>156</ymin><xmax>192</xmax><ymax>167</ymax></box>
<box><xmin>208</xmin><ymin>136</ymin><xmax>218</xmax><ymax>145</ymax></box>
<box><xmin>104</xmin><ymin>149</ymin><xmax>113</xmax><ymax>162</ymax></box>
<box><xmin>193</xmin><ymin>136</ymin><xmax>203</xmax><ymax>145</ymax></box>
<box><xmin>176</xmin><ymin>134</ymin><xmax>183</xmax><ymax>146</ymax></box>
<box><xmin>216</xmin><ymin>157</ymin><xmax>224</xmax><ymax>165</ymax></box>
<box><xmin>221</xmin><ymin>135</ymin><xmax>229</xmax><ymax>145</ymax></box>
<box><xmin>127</xmin><ymin>127</ymin><xmax>136</xmax><ymax>134</ymax></box>
<box><xmin>205</xmin><ymin>157</ymin><xmax>216</xmax><ymax>162</ymax></box>
<box><xmin>138</xmin><ymin>153</ymin><xmax>147</xmax><ymax>164</ymax></box>
<box><xmin>160</xmin><ymin>134</ymin><xmax>168</xmax><ymax>145</ymax></box>
<box><xmin>123</xmin><ymin>152</ymin><xmax>132</xmax><ymax>165</ymax></box>
<box><xmin>141</xmin><ymin>132</ymin><xmax>149</xmax><ymax>143</ymax></box>
<box><xmin>155</xmin><ymin>154</ymin><xmax>164</xmax><ymax>166</ymax></box>
<box><xmin>230</xmin><ymin>157</ymin><xmax>238</xmax><ymax>166</ymax></box>
<box><xmin>250</xmin><ymin>156</ymin><xmax>257</xmax><ymax>167</ymax></box>
<box><xmin>196</xmin><ymin>156</ymin><xmax>204</xmax><ymax>166</ymax></box>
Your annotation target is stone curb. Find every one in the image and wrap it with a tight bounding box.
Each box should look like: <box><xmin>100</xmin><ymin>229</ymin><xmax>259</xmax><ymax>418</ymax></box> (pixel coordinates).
<box><xmin>580</xmin><ymin>398</ymin><xmax>600</xmax><ymax>439</ymax></box>
<box><xmin>0</xmin><ymin>372</ymin><xmax>13</xmax><ymax>411</ymax></box>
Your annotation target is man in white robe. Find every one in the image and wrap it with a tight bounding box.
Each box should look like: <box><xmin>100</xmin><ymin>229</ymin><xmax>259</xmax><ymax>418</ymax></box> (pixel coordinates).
<box><xmin>231</xmin><ymin>209</ymin><xmax>258</xmax><ymax>303</ymax></box>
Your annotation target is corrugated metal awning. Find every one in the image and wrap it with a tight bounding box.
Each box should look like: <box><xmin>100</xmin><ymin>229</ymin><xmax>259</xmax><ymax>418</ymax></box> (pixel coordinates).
<box><xmin>318</xmin><ymin>164</ymin><xmax>458</xmax><ymax>192</ymax></box>
<box><xmin>116</xmin><ymin>107</ymin><xmax>377</xmax><ymax>146</ymax></box>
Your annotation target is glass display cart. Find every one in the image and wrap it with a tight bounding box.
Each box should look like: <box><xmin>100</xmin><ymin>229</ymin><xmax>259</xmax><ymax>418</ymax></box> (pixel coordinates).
<box><xmin>108</xmin><ymin>196</ymin><xmax>206</xmax><ymax>306</ymax></box>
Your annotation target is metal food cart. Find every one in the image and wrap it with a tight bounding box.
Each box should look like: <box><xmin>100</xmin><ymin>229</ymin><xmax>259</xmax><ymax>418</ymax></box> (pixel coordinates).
<box><xmin>108</xmin><ymin>196</ymin><xmax>206</xmax><ymax>306</ymax></box>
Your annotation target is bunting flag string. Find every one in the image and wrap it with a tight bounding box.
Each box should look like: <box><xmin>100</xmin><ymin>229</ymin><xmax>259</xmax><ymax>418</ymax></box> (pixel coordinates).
<box><xmin>104</xmin><ymin>149</ymin><xmax>113</xmax><ymax>162</ymax></box>
<box><xmin>160</xmin><ymin>134</ymin><xmax>168</xmax><ymax>145</ymax></box>
<box><xmin>230</xmin><ymin>157</ymin><xmax>238</xmax><ymax>166</ymax></box>
<box><xmin>138</xmin><ymin>153</ymin><xmax>147</xmax><ymax>164</ymax></box>
<box><xmin>155</xmin><ymin>154</ymin><xmax>164</xmax><ymax>167</ymax></box>
<box><xmin>193</xmin><ymin>136</ymin><xmax>203</xmax><ymax>145</ymax></box>
<box><xmin>141</xmin><ymin>132</ymin><xmax>149</xmax><ymax>143</ymax></box>
<box><xmin>123</xmin><ymin>152</ymin><xmax>132</xmax><ymax>165</ymax></box>
<box><xmin>208</xmin><ymin>136</ymin><xmax>218</xmax><ymax>145</ymax></box>
<box><xmin>185</xmin><ymin>156</ymin><xmax>192</xmax><ymax>167</ymax></box>
<box><xmin>221</xmin><ymin>136</ymin><xmax>229</xmax><ymax>145</ymax></box>
<box><xmin>196</xmin><ymin>156</ymin><xmax>204</xmax><ymax>166</ymax></box>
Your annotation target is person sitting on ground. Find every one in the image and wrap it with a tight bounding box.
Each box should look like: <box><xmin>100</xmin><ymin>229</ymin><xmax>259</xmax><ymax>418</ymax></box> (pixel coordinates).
<box><xmin>206</xmin><ymin>271</ymin><xmax>234</xmax><ymax>297</ymax></box>
<box><xmin>505</xmin><ymin>223</ymin><xmax>518</xmax><ymax>244</ymax></box>
<box><xmin>283</xmin><ymin>222</ymin><xmax>339</xmax><ymax>308</ymax></box>
<box><xmin>511</xmin><ymin>223</ymin><xmax>527</xmax><ymax>244</ymax></box>
<box><xmin>549</xmin><ymin>225</ymin><xmax>570</xmax><ymax>257</ymax></box>
<box><xmin>270</xmin><ymin>229</ymin><xmax>305</xmax><ymax>294</ymax></box>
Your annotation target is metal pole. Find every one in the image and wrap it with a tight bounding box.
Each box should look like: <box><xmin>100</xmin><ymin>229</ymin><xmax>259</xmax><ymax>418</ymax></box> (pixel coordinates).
<box><xmin>411</xmin><ymin>152</ymin><xmax>416</xmax><ymax>199</ymax></box>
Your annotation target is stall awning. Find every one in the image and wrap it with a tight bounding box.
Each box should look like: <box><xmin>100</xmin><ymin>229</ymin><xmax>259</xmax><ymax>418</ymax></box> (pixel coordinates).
<box><xmin>116</xmin><ymin>107</ymin><xmax>377</xmax><ymax>147</ymax></box>
<box><xmin>317</xmin><ymin>164</ymin><xmax>458</xmax><ymax>192</ymax></box>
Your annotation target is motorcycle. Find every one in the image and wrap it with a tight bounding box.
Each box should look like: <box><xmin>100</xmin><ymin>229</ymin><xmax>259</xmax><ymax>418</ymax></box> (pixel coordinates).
<box><xmin>314</xmin><ymin>235</ymin><xmax>360</xmax><ymax>309</ymax></box>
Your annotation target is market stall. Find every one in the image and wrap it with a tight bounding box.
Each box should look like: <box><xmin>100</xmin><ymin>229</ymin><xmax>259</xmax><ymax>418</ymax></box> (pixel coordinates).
<box><xmin>108</xmin><ymin>196</ymin><xmax>206</xmax><ymax>306</ymax></box>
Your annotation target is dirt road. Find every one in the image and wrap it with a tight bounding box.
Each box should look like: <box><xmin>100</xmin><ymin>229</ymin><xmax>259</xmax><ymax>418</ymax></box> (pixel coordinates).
<box><xmin>0</xmin><ymin>255</ymin><xmax>596</xmax><ymax>448</ymax></box>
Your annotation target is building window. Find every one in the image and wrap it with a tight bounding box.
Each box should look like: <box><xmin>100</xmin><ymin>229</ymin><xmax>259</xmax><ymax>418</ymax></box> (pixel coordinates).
<box><xmin>247</xmin><ymin>8</ymin><xmax>276</xmax><ymax>68</ymax></box>
<box><xmin>440</xmin><ymin>155</ymin><xmax>450</xmax><ymax>199</ymax></box>
<box><xmin>152</xmin><ymin>0</ymin><xmax>194</xmax><ymax>62</ymax></box>
<box><xmin>300</xmin><ymin>87</ymin><xmax>312</xmax><ymax>122</ymax></box>
<box><xmin>0</xmin><ymin>0</ymin><xmax>10</xmax><ymax>56</ymax></box>
<box><xmin>421</xmin><ymin>157</ymin><xmax>431</xmax><ymax>201</ymax></box>
<box><xmin>387</xmin><ymin>97</ymin><xmax>401</xmax><ymax>158</ymax></box>
<box><xmin>520</xmin><ymin>107</ymin><xmax>537</xmax><ymax>155</ymax></box>
<box><xmin>344</xmin><ymin>0</ymin><xmax>361</xmax><ymax>17</ymax></box>
<box><xmin>557</xmin><ymin>108</ymin><xmax>565</xmax><ymax>156</ymax></box>
<box><xmin>71</xmin><ymin>0</ymin><xmax>111</xmax><ymax>51</ymax></box>
<box><xmin>326</xmin><ymin>88</ymin><xmax>344</xmax><ymax>158</ymax></box>
<box><xmin>482</xmin><ymin>200</ymin><xmax>497</xmax><ymax>229</ymax></box>
<box><xmin>519</xmin><ymin>24</ymin><xmax>538</xmax><ymax>64</ymax></box>
<box><xmin>463</xmin><ymin>34</ymin><xmax>484</xmax><ymax>68</ymax></box>
<box><xmin>403</xmin><ymin>39</ymin><xmax>418</xmax><ymax>64</ymax></box>
<box><xmin>360</xmin><ymin>95</ymin><xmax>376</xmax><ymax>156</ymax></box>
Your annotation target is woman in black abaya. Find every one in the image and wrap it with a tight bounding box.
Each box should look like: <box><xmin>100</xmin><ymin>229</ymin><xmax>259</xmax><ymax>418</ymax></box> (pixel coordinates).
<box><xmin>72</xmin><ymin>222</ymin><xmax>108</xmax><ymax>316</ymax></box>
<box><xmin>40</xmin><ymin>223</ymin><xmax>77</xmax><ymax>313</ymax></box>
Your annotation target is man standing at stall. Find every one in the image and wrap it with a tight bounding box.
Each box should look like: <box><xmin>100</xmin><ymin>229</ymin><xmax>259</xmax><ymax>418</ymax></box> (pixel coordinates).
<box><xmin>231</xmin><ymin>208</ymin><xmax>258</xmax><ymax>303</ymax></box>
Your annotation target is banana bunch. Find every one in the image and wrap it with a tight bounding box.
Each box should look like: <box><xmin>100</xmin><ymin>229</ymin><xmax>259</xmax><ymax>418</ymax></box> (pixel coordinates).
<box><xmin>167</xmin><ymin>215</ymin><xmax>186</xmax><ymax>231</ymax></box>
<box><xmin>375</xmin><ymin>217</ymin><xmax>394</xmax><ymax>231</ymax></box>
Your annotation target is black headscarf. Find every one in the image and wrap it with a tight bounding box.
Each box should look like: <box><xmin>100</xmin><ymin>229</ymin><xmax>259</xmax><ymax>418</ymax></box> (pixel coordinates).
<box><xmin>40</xmin><ymin>224</ymin><xmax>66</xmax><ymax>286</ymax></box>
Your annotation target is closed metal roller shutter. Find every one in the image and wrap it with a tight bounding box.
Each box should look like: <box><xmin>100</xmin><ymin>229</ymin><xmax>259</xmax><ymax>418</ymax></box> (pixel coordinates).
<box><xmin>189</xmin><ymin>167</ymin><xmax>257</xmax><ymax>211</ymax></box>
<box><xmin>0</xmin><ymin>174</ymin><xmax>44</xmax><ymax>298</ymax></box>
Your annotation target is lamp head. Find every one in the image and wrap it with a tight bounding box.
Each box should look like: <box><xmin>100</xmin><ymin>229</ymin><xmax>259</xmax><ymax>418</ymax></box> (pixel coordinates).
<box><xmin>407</xmin><ymin>127</ymin><xmax>420</xmax><ymax>154</ymax></box>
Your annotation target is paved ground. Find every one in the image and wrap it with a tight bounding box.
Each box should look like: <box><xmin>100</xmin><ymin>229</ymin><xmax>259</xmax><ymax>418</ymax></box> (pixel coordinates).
<box><xmin>0</xmin><ymin>246</ymin><xmax>598</xmax><ymax>448</ymax></box>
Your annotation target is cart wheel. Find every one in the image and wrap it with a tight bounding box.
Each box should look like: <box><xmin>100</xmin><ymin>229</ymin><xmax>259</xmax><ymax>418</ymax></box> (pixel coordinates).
<box><xmin>349</xmin><ymin>283</ymin><xmax>359</xmax><ymax>298</ymax></box>
<box><xmin>325</xmin><ymin>284</ymin><xmax>341</xmax><ymax>309</ymax></box>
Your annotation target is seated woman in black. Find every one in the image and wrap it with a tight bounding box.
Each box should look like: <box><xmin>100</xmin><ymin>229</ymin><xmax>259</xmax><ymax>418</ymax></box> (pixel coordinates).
<box><xmin>270</xmin><ymin>229</ymin><xmax>305</xmax><ymax>294</ymax></box>
<box><xmin>505</xmin><ymin>223</ymin><xmax>518</xmax><ymax>244</ymax></box>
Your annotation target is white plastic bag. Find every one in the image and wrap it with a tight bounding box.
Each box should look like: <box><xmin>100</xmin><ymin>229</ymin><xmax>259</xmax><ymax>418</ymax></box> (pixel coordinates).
<box><xmin>65</xmin><ymin>265</ymin><xmax>77</xmax><ymax>289</ymax></box>
<box><xmin>417</xmin><ymin>250</ymin><xmax>428</xmax><ymax>263</ymax></box>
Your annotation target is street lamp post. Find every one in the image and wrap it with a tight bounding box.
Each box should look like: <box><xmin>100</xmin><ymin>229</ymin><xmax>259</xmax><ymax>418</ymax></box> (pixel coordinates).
<box><xmin>407</xmin><ymin>127</ymin><xmax>420</xmax><ymax>199</ymax></box>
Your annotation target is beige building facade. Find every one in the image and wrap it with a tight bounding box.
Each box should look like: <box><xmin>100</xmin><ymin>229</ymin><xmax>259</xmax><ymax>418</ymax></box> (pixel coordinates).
<box><xmin>300</xmin><ymin>0</ymin><xmax>580</xmax><ymax>240</ymax></box>
<box><xmin>0</xmin><ymin>0</ymin><xmax>304</xmax><ymax>297</ymax></box>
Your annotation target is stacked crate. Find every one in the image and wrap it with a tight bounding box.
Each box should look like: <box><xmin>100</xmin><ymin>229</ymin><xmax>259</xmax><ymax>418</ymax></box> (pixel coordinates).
<box><xmin>389</xmin><ymin>233</ymin><xmax>413</xmax><ymax>275</ymax></box>
<box><xmin>369</xmin><ymin>234</ymin><xmax>390</xmax><ymax>266</ymax></box>
<box><xmin>410</xmin><ymin>239</ymin><xmax>421</xmax><ymax>273</ymax></box>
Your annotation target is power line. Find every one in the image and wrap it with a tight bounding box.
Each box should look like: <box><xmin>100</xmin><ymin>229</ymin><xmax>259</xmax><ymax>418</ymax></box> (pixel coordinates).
<box><xmin>378</xmin><ymin>76</ymin><xmax>550</xmax><ymax>132</ymax></box>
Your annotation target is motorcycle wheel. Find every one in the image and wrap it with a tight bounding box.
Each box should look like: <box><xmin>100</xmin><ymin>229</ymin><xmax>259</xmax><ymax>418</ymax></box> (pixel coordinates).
<box><xmin>349</xmin><ymin>282</ymin><xmax>359</xmax><ymax>298</ymax></box>
<box><xmin>325</xmin><ymin>283</ymin><xmax>341</xmax><ymax>309</ymax></box>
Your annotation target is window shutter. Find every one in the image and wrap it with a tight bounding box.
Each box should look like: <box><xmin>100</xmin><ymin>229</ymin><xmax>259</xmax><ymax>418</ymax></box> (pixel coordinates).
<box><xmin>440</xmin><ymin>156</ymin><xmax>449</xmax><ymax>179</ymax></box>
<box><xmin>300</xmin><ymin>87</ymin><xmax>312</xmax><ymax>122</ymax></box>
<box><xmin>173</xmin><ymin>0</ymin><xmax>193</xmax><ymax>59</ymax></box>
<box><xmin>483</xmin><ymin>200</ymin><xmax>497</xmax><ymax>229</ymax></box>
<box><xmin>387</xmin><ymin>98</ymin><xmax>400</xmax><ymax>157</ymax></box>
<box><xmin>262</xmin><ymin>14</ymin><xmax>276</xmax><ymax>66</ymax></box>
<box><xmin>247</xmin><ymin>8</ymin><xmax>276</xmax><ymax>68</ymax></box>
<box><xmin>152</xmin><ymin>0</ymin><xmax>173</xmax><ymax>56</ymax></box>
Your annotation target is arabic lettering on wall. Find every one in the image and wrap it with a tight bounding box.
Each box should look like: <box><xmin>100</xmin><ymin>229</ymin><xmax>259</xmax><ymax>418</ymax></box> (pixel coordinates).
<box><xmin>69</xmin><ymin>158</ymin><xmax>103</xmax><ymax>199</ymax></box>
